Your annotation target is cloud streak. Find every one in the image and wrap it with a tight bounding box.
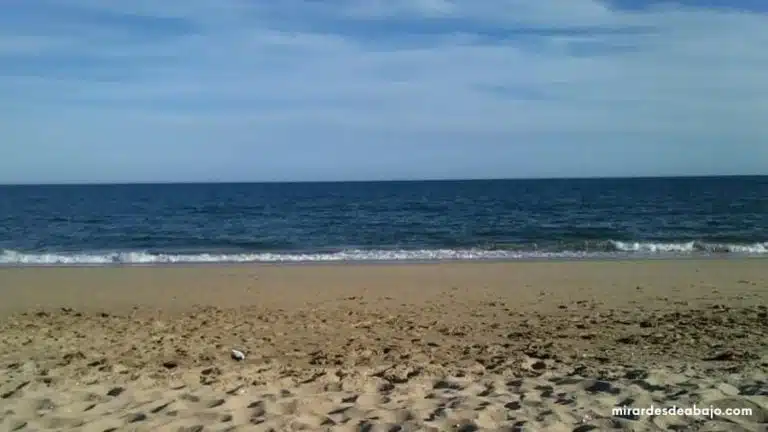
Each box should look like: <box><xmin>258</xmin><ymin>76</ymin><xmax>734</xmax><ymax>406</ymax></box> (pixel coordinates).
<box><xmin>1</xmin><ymin>0</ymin><xmax>767</xmax><ymax>183</ymax></box>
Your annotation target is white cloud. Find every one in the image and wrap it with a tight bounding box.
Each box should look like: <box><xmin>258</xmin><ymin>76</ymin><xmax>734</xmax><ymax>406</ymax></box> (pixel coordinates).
<box><xmin>1</xmin><ymin>0</ymin><xmax>767</xmax><ymax>182</ymax></box>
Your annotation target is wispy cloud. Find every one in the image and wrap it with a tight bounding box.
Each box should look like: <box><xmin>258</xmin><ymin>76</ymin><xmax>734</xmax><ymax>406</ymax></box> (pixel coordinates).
<box><xmin>1</xmin><ymin>0</ymin><xmax>767</xmax><ymax>183</ymax></box>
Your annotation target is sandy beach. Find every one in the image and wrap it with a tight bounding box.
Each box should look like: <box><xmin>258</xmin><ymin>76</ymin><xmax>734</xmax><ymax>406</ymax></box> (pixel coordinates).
<box><xmin>0</xmin><ymin>259</ymin><xmax>766</xmax><ymax>431</ymax></box>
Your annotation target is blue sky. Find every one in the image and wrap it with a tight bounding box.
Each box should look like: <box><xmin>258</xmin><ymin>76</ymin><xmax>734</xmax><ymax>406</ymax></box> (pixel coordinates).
<box><xmin>1</xmin><ymin>0</ymin><xmax>767</xmax><ymax>184</ymax></box>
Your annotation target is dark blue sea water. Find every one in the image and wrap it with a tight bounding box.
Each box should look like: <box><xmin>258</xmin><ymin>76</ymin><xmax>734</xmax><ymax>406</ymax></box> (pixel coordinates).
<box><xmin>0</xmin><ymin>176</ymin><xmax>766</xmax><ymax>265</ymax></box>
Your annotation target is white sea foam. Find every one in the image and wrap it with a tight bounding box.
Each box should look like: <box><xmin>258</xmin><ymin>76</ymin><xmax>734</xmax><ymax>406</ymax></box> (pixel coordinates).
<box><xmin>0</xmin><ymin>242</ymin><xmax>766</xmax><ymax>266</ymax></box>
<box><xmin>611</xmin><ymin>241</ymin><xmax>698</xmax><ymax>253</ymax></box>
<box><xmin>610</xmin><ymin>241</ymin><xmax>768</xmax><ymax>254</ymax></box>
<box><xmin>0</xmin><ymin>248</ymin><xmax>589</xmax><ymax>265</ymax></box>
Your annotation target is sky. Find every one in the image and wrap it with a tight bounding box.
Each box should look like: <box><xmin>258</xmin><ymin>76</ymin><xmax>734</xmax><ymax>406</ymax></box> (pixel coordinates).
<box><xmin>1</xmin><ymin>0</ymin><xmax>767</xmax><ymax>184</ymax></box>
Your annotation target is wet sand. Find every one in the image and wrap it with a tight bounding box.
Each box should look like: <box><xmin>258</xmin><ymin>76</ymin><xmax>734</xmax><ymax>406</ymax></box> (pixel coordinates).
<box><xmin>0</xmin><ymin>259</ymin><xmax>767</xmax><ymax>431</ymax></box>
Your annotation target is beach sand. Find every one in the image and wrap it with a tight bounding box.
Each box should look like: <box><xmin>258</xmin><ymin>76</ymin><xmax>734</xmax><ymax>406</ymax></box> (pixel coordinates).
<box><xmin>0</xmin><ymin>259</ymin><xmax>767</xmax><ymax>431</ymax></box>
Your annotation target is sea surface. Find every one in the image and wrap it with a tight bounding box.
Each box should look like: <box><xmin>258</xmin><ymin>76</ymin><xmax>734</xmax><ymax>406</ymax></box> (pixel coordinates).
<box><xmin>0</xmin><ymin>176</ymin><xmax>766</xmax><ymax>265</ymax></box>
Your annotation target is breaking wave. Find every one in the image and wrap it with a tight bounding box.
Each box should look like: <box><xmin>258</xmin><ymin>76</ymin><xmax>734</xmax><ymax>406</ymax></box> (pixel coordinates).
<box><xmin>1</xmin><ymin>241</ymin><xmax>766</xmax><ymax>266</ymax></box>
<box><xmin>608</xmin><ymin>241</ymin><xmax>768</xmax><ymax>254</ymax></box>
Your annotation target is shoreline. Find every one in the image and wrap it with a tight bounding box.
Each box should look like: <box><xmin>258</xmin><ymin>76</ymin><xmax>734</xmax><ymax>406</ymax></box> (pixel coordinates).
<box><xmin>1</xmin><ymin>252</ymin><xmax>766</xmax><ymax>269</ymax></box>
<box><xmin>1</xmin><ymin>258</ymin><xmax>766</xmax><ymax>430</ymax></box>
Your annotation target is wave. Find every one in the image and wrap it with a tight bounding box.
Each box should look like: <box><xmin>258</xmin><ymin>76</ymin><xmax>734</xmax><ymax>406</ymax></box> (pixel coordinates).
<box><xmin>0</xmin><ymin>249</ymin><xmax>595</xmax><ymax>265</ymax></box>
<box><xmin>609</xmin><ymin>241</ymin><xmax>768</xmax><ymax>254</ymax></box>
<box><xmin>1</xmin><ymin>241</ymin><xmax>766</xmax><ymax>265</ymax></box>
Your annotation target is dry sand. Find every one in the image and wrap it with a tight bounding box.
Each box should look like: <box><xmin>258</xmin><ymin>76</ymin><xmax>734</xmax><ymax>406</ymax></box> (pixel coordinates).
<box><xmin>0</xmin><ymin>259</ymin><xmax>767</xmax><ymax>431</ymax></box>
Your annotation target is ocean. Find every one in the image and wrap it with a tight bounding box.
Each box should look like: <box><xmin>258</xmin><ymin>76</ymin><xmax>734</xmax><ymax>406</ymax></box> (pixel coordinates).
<box><xmin>0</xmin><ymin>176</ymin><xmax>766</xmax><ymax>265</ymax></box>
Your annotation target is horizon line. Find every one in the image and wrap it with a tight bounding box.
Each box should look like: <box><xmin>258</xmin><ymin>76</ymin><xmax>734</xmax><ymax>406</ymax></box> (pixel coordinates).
<box><xmin>1</xmin><ymin>173</ymin><xmax>766</xmax><ymax>187</ymax></box>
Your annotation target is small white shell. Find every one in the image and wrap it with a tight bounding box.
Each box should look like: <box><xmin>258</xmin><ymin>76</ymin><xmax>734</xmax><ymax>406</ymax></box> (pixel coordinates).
<box><xmin>231</xmin><ymin>349</ymin><xmax>246</xmax><ymax>361</ymax></box>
